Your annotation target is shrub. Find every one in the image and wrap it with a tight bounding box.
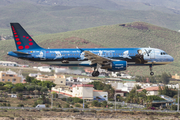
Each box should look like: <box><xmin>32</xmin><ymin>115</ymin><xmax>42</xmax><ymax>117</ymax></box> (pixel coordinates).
<box><xmin>46</xmin><ymin>104</ymin><xmax>49</xmax><ymax>108</ymax></box>
<box><xmin>26</xmin><ymin>96</ymin><xmax>31</xmax><ymax>99</ymax></box>
<box><xmin>57</xmin><ymin>104</ymin><xmax>61</xmax><ymax>108</ymax></box>
<box><xmin>108</xmin><ymin>103</ymin><xmax>113</xmax><ymax>107</ymax></box>
<box><xmin>30</xmin><ymin>109</ymin><xmax>36</xmax><ymax>112</ymax></box>
<box><xmin>130</xmin><ymin>111</ymin><xmax>134</xmax><ymax>115</ymax></box>
<box><xmin>3</xmin><ymin>109</ymin><xmax>7</xmax><ymax>112</ymax></box>
<box><xmin>117</xmin><ymin>104</ymin><xmax>121</xmax><ymax>109</ymax></box>
<box><xmin>7</xmin><ymin>103</ymin><xmax>11</xmax><ymax>107</ymax></box>
<box><xmin>90</xmin><ymin>109</ymin><xmax>97</xmax><ymax>113</ymax></box>
<box><xmin>61</xmin><ymin>98</ymin><xmax>66</xmax><ymax>101</ymax></box>
<box><xmin>51</xmin><ymin>108</ymin><xmax>57</xmax><ymax>111</ymax></box>
<box><xmin>42</xmin><ymin>108</ymin><xmax>50</xmax><ymax>111</ymax></box>
<box><xmin>84</xmin><ymin>104</ymin><xmax>88</xmax><ymax>108</ymax></box>
<box><xmin>68</xmin><ymin>109</ymin><xmax>79</xmax><ymax>112</ymax></box>
<box><xmin>32</xmin><ymin>101</ymin><xmax>38</xmax><ymax>107</ymax></box>
<box><xmin>97</xmin><ymin>110</ymin><xmax>106</xmax><ymax>113</ymax></box>
<box><xmin>101</xmin><ymin>101</ymin><xmax>107</xmax><ymax>107</ymax></box>
<box><xmin>17</xmin><ymin>104</ymin><xmax>24</xmax><ymax>107</ymax></box>
<box><xmin>63</xmin><ymin>104</ymin><xmax>70</xmax><ymax>108</ymax></box>
<box><xmin>55</xmin><ymin>109</ymin><xmax>63</xmax><ymax>112</ymax></box>
<box><xmin>51</xmin><ymin>108</ymin><xmax>63</xmax><ymax>112</ymax></box>
<box><xmin>2</xmin><ymin>103</ymin><xmax>7</xmax><ymax>106</ymax></box>
<box><xmin>17</xmin><ymin>93</ymin><xmax>23</xmax><ymax>100</ymax></box>
<box><xmin>75</xmin><ymin>103</ymin><xmax>81</xmax><ymax>107</ymax></box>
<box><xmin>0</xmin><ymin>99</ymin><xmax>6</xmax><ymax>102</ymax></box>
<box><xmin>73</xmin><ymin>97</ymin><xmax>83</xmax><ymax>103</ymax></box>
<box><xmin>37</xmin><ymin>100</ymin><xmax>44</xmax><ymax>104</ymax></box>
<box><xmin>91</xmin><ymin>100</ymin><xmax>99</xmax><ymax>107</ymax></box>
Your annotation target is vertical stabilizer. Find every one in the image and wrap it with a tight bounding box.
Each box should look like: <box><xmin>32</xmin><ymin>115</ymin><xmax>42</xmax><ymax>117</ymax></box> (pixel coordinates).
<box><xmin>10</xmin><ymin>23</ymin><xmax>42</xmax><ymax>50</ymax></box>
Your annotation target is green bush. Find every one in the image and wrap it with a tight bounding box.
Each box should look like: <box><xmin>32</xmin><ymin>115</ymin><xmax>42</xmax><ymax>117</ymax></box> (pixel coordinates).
<box><xmin>73</xmin><ymin>97</ymin><xmax>83</xmax><ymax>103</ymax></box>
<box><xmin>171</xmin><ymin>105</ymin><xmax>178</xmax><ymax>110</ymax></box>
<box><xmin>0</xmin><ymin>99</ymin><xmax>6</xmax><ymax>102</ymax></box>
<box><xmin>90</xmin><ymin>109</ymin><xmax>97</xmax><ymax>113</ymax></box>
<box><xmin>61</xmin><ymin>98</ymin><xmax>66</xmax><ymax>101</ymax></box>
<box><xmin>51</xmin><ymin>108</ymin><xmax>63</xmax><ymax>112</ymax></box>
<box><xmin>117</xmin><ymin>104</ymin><xmax>121</xmax><ymax>109</ymax></box>
<box><xmin>91</xmin><ymin>100</ymin><xmax>101</xmax><ymax>107</ymax></box>
<box><xmin>46</xmin><ymin>104</ymin><xmax>49</xmax><ymax>108</ymax></box>
<box><xmin>17</xmin><ymin>104</ymin><xmax>24</xmax><ymax>107</ymax></box>
<box><xmin>84</xmin><ymin>104</ymin><xmax>88</xmax><ymax>108</ymax></box>
<box><xmin>63</xmin><ymin>104</ymin><xmax>70</xmax><ymax>108</ymax></box>
<box><xmin>108</xmin><ymin>103</ymin><xmax>113</xmax><ymax>107</ymax></box>
<box><xmin>42</xmin><ymin>108</ymin><xmax>50</xmax><ymax>111</ymax></box>
<box><xmin>75</xmin><ymin>103</ymin><xmax>81</xmax><ymax>107</ymax></box>
<box><xmin>57</xmin><ymin>104</ymin><xmax>61</xmax><ymax>108</ymax></box>
<box><xmin>7</xmin><ymin>103</ymin><xmax>11</xmax><ymax>107</ymax></box>
<box><xmin>2</xmin><ymin>103</ymin><xmax>7</xmax><ymax>106</ymax></box>
<box><xmin>37</xmin><ymin>100</ymin><xmax>44</xmax><ymax>104</ymax></box>
<box><xmin>32</xmin><ymin>101</ymin><xmax>38</xmax><ymax>107</ymax></box>
<box><xmin>65</xmin><ymin>97</ymin><xmax>83</xmax><ymax>103</ymax></box>
<box><xmin>68</xmin><ymin>109</ymin><xmax>79</xmax><ymax>112</ymax></box>
<box><xmin>101</xmin><ymin>101</ymin><xmax>107</xmax><ymax>107</ymax></box>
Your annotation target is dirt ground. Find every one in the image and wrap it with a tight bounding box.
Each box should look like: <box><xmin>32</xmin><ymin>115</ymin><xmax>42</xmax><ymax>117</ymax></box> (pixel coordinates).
<box><xmin>0</xmin><ymin>109</ymin><xmax>179</xmax><ymax>120</ymax></box>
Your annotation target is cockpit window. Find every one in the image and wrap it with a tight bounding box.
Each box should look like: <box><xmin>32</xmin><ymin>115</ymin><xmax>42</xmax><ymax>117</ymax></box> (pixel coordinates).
<box><xmin>161</xmin><ymin>52</ymin><xmax>167</xmax><ymax>55</ymax></box>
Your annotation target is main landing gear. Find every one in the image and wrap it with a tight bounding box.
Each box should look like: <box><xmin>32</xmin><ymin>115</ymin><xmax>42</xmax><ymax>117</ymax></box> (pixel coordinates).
<box><xmin>92</xmin><ymin>64</ymin><xmax>101</xmax><ymax>77</ymax></box>
<box><xmin>92</xmin><ymin>71</ymin><xmax>99</xmax><ymax>77</ymax></box>
<box><xmin>149</xmin><ymin>65</ymin><xmax>154</xmax><ymax>76</ymax></box>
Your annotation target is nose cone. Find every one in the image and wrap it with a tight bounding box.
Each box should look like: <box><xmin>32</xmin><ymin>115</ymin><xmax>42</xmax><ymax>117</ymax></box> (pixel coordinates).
<box><xmin>168</xmin><ymin>55</ymin><xmax>174</xmax><ymax>63</ymax></box>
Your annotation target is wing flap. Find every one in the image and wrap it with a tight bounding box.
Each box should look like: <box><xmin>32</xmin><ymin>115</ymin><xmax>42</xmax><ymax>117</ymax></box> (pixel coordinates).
<box><xmin>84</xmin><ymin>51</ymin><xmax>111</xmax><ymax>65</ymax></box>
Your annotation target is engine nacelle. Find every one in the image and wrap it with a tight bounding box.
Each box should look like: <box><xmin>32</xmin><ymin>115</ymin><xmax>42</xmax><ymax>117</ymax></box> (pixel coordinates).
<box><xmin>108</xmin><ymin>61</ymin><xmax>127</xmax><ymax>71</ymax></box>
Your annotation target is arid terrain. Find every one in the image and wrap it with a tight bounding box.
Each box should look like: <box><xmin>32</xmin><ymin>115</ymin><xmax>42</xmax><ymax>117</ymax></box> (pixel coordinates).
<box><xmin>0</xmin><ymin>109</ymin><xmax>179</xmax><ymax>120</ymax></box>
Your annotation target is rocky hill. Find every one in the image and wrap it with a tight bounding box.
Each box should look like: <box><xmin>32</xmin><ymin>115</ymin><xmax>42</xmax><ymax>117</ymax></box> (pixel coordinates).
<box><xmin>1</xmin><ymin>1</ymin><xmax>180</xmax><ymax>36</ymax></box>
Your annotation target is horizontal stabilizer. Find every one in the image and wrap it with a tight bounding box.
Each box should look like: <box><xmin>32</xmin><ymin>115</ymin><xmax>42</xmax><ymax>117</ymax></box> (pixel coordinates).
<box><xmin>12</xmin><ymin>51</ymin><xmax>30</xmax><ymax>55</ymax></box>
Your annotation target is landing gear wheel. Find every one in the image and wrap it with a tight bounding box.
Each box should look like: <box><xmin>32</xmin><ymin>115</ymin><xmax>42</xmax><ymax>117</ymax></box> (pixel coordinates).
<box><xmin>92</xmin><ymin>71</ymin><xmax>96</xmax><ymax>77</ymax></box>
<box><xmin>92</xmin><ymin>71</ymin><xmax>99</xmax><ymax>77</ymax></box>
<box><xmin>150</xmin><ymin>72</ymin><xmax>154</xmax><ymax>76</ymax></box>
<box><xmin>95</xmin><ymin>71</ymin><xmax>99</xmax><ymax>76</ymax></box>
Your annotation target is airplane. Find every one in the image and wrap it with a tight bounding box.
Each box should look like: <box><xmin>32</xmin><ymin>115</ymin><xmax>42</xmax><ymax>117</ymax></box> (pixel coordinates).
<box><xmin>7</xmin><ymin>23</ymin><xmax>174</xmax><ymax>77</ymax></box>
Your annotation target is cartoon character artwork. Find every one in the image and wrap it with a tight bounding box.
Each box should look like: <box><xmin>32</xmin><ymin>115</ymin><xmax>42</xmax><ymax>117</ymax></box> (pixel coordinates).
<box><xmin>98</xmin><ymin>50</ymin><xmax>104</xmax><ymax>57</ymax></box>
<box><xmin>54</xmin><ymin>51</ymin><xmax>62</xmax><ymax>60</ymax></box>
<box><xmin>119</xmin><ymin>50</ymin><xmax>132</xmax><ymax>59</ymax></box>
<box><xmin>36</xmin><ymin>51</ymin><xmax>45</xmax><ymax>59</ymax></box>
<box><xmin>135</xmin><ymin>49</ymin><xmax>147</xmax><ymax>64</ymax></box>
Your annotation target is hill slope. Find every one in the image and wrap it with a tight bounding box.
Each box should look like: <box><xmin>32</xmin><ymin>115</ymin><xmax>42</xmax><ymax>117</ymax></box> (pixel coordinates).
<box><xmin>1</xmin><ymin>2</ymin><xmax>180</xmax><ymax>36</ymax></box>
<box><xmin>1</xmin><ymin>22</ymin><xmax>180</xmax><ymax>76</ymax></box>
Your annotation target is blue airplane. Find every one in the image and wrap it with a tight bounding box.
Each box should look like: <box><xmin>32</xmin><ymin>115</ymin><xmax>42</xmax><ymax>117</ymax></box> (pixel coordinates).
<box><xmin>7</xmin><ymin>23</ymin><xmax>174</xmax><ymax>77</ymax></box>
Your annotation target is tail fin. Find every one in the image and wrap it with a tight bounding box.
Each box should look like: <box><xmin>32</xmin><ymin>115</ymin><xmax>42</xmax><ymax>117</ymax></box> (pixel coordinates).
<box><xmin>10</xmin><ymin>23</ymin><xmax>42</xmax><ymax>50</ymax></box>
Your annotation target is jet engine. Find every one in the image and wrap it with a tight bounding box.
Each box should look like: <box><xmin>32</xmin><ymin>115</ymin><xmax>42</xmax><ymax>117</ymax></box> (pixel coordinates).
<box><xmin>107</xmin><ymin>61</ymin><xmax>127</xmax><ymax>71</ymax></box>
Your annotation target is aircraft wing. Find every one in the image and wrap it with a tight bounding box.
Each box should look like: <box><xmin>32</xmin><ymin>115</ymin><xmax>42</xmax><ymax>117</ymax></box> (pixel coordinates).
<box><xmin>84</xmin><ymin>51</ymin><xmax>111</xmax><ymax>65</ymax></box>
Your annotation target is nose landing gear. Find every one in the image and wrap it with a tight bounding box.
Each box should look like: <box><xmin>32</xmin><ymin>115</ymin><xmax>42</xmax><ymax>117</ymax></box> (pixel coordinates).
<box><xmin>149</xmin><ymin>65</ymin><xmax>154</xmax><ymax>76</ymax></box>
